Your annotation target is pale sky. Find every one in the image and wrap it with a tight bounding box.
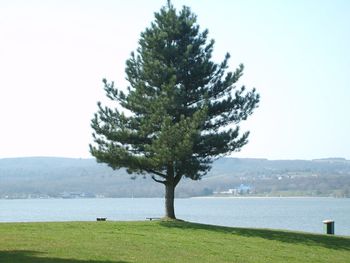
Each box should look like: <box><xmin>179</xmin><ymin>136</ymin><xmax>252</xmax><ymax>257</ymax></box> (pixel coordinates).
<box><xmin>0</xmin><ymin>0</ymin><xmax>349</xmax><ymax>160</ymax></box>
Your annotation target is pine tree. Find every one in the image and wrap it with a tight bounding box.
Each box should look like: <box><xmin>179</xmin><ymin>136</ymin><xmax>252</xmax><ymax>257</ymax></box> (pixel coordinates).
<box><xmin>90</xmin><ymin>1</ymin><xmax>259</xmax><ymax>219</ymax></box>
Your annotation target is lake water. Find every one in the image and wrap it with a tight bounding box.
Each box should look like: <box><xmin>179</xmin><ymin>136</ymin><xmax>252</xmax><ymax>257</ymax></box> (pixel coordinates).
<box><xmin>0</xmin><ymin>197</ymin><xmax>349</xmax><ymax>236</ymax></box>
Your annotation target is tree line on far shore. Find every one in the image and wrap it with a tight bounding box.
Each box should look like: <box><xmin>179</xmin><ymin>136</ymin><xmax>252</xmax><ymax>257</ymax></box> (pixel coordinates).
<box><xmin>1</xmin><ymin>157</ymin><xmax>349</xmax><ymax>199</ymax></box>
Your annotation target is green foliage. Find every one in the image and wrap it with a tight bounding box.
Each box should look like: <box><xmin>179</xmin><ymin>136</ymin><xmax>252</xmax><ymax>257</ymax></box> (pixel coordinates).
<box><xmin>90</xmin><ymin>2</ymin><xmax>259</xmax><ymax>185</ymax></box>
<box><xmin>0</xmin><ymin>221</ymin><xmax>349</xmax><ymax>262</ymax></box>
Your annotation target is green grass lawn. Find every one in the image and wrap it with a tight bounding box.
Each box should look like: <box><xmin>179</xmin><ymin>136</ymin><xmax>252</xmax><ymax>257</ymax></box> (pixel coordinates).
<box><xmin>0</xmin><ymin>220</ymin><xmax>349</xmax><ymax>263</ymax></box>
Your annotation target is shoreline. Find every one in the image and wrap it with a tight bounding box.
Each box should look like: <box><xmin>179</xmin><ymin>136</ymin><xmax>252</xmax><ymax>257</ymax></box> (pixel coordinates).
<box><xmin>0</xmin><ymin>196</ymin><xmax>346</xmax><ymax>200</ymax></box>
<box><xmin>190</xmin><ymin>195</ymin><xmax>341</xmax><ymax>199</ymax></box>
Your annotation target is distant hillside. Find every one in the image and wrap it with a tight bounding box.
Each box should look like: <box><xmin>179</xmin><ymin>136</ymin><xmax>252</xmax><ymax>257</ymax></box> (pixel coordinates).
<box><xmin>0</xmin><ymin>157</ymin><xmax>349</xmax><ymax>198</ymax></box>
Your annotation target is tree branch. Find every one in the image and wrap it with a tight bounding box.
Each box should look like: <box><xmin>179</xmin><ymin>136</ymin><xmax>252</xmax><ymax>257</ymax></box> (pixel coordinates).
<box><xmin>174</xmin><ymin>173</ymin><xmax>183</xmax><ymax>187</ymax></box>
<box><xmin>151</xmin><ymin>175</ymin><xmax>166</xmax><ymax>185</ymax></box>
<box><xmin>147</xmin><ymin>169</ymin><xmax>167</xmax><ymax>178</ymax></box>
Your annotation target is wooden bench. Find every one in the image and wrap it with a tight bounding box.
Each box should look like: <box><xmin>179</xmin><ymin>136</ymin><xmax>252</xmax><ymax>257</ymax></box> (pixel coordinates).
<box><xmin>146</xmin><ymin>217</ymin><xmax>161</xmax><ymax>221</ymax></box>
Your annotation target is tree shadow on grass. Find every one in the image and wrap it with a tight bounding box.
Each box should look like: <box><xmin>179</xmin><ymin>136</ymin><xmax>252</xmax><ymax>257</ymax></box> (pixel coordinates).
<box><xmin>159</xmin><ymin>220</ymin><xmax>350</xmax><ymax>251</ymax></box>
<box><xmin>0</xmin><ymin>250</ymin><xmax>130</xmax><ymax>263</ymax></box>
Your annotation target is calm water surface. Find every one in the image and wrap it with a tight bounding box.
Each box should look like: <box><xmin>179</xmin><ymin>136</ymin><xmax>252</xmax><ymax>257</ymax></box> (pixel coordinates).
<box><xmin>0</xmin><ymin>197</ymin><xmax>349</xmax><ymax>235</ymax></box>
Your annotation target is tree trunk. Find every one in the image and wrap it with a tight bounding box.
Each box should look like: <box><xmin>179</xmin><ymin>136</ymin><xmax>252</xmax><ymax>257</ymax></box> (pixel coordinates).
<box><xmin>165</xmin><ymin>182</ymin><xmax>176</xmax><ymax>219</ymax></box>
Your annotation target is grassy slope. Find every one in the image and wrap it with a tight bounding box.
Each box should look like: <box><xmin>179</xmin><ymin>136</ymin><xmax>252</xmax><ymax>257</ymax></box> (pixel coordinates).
<box><xmin>0</xmin><ymin>221</ymin><xmax>349</xmax><ymax>263</ymax></box>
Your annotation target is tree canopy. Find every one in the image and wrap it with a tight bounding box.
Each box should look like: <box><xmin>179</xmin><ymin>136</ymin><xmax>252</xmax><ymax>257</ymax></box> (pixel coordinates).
<box><xmin>90</xmin><ymin>1</ymin><xmax>259</xmax><ymax>218</ymax></box>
